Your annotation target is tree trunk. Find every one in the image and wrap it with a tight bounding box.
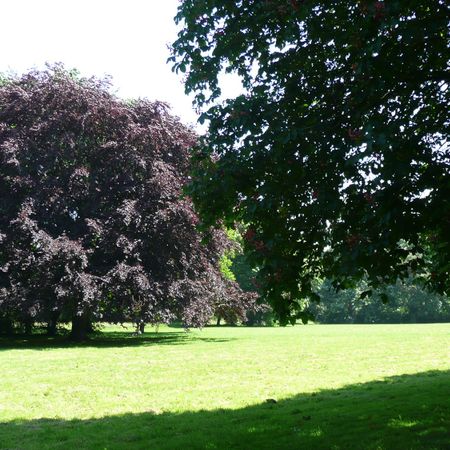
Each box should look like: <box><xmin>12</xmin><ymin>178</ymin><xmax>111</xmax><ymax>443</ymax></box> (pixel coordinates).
<box><xmin>216</xmin><ymin>316</ymin><xmax>221</xmax><ymax>326</ymax></box>
<box><xmin>0</xmin><ymin>316</ymin><xmax>14</xmax><ymax>336</ymax></box>
<box><xmin>47</xmin><ymin>312</ymin><xmax>59</xmax><ymax>336</ymax></box>
<box><xmin>47</xmin><ymin>320</ymin><xmax>57</xmax><ymax>336</ymax></box>
<box><xmin>139</xmin><ymin>322</ymin><xmax>145</xmax><ymax>334</ymax></box>
<box><xmin>23</xmin><ymin>318</ymin><xmax>33</xmax><ymax>335</ymax></box>
<box><xmin>70</xmin><ymin>314</ymin><xmax>89</xmax><ymax>341</ymax></box>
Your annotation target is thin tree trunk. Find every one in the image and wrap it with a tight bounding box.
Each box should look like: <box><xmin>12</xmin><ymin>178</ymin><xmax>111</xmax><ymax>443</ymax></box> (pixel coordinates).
<box><xmin>47</xmin><ymin>312</ymin><xmax>59</xmax><ymax>336</ymax></box>
<box><xmin>47</xmin><ymin>320</ymin><xmax>57</xmax><ymax>336</ymax></box>
<box><xmin>24</xmin><ymin>318</ymin><xmax>33</xmax><ymax>335</ymax></box>
<box><xmin>216</xmin><ymin>316</ymin><xmax>221</xmax><ymax>326</ymax></box>
<box><xmin>139</xmin><ymin>322</ymin><xmax>145</xmax><ymax>334</ymax></box>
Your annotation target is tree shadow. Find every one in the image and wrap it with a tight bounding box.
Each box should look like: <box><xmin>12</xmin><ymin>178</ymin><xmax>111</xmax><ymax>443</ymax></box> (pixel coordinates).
<box><xmin>0</xmin><ymin>331</ymin><xmax>234</xmax><ymax>351</ymax></box>
<box><xmin>1</xmin><ymin>370</ymin><xmax>449</xmax><ymax>449</ymax></box>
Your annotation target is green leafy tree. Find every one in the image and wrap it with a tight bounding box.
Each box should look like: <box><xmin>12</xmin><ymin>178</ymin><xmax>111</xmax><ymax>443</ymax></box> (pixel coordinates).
<box><xmin>218</xmin><ymin>228</ymin><xmax>272</xmax><ymax>325</ymax></box>
<box><xmin>171</xmin><ymin>1</ymin><xmax>449</xmax><ymax>324</ymax></box>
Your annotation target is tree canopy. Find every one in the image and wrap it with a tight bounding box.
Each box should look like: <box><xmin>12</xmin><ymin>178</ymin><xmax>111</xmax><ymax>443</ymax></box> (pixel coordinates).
<box><xmin>0</xmin><ymin>66</ymin><xmax>257</xmax><ymax>338</ymax></box>
<box><xmin>171</xmin><ymin>0</ymin><xmax>450</xmax><ymax>323</ymax></box>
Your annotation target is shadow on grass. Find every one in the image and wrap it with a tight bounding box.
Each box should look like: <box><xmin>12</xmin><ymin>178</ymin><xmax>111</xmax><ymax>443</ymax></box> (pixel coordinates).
<box><xmin>0</xmin><ymin>331</ymin><xmax>234</xmax><ymax>351</ymax></box>
<box><xmin>1</xmin><ymin>370</ymin><xmax>449</xmax><ymax>450</ymax></box>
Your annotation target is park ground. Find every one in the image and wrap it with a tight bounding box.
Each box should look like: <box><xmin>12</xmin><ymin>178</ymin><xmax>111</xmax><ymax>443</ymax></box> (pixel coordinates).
<box><xmin>0</xmin><ymin>323</ymin><xmax>449</xmax><ymax>449</ymax></box>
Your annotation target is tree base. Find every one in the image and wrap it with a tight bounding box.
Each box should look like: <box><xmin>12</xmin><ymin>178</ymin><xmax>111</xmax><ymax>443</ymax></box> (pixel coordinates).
<box><xmin>70</xmin><ymin>315</ymin><xmax>90</xmax><ymax>341</ymax></box>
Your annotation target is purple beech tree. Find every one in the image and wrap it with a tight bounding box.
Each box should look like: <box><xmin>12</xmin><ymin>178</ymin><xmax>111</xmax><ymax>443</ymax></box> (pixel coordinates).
<box><xmin>0</xmin><ymin>66</ymin><xmax>258</xmax><ymax>339</ymax></box>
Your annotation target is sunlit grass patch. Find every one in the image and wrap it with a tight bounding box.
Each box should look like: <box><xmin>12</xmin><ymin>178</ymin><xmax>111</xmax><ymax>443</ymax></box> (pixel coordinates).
<box><xmin>0</xmin><ymin>323</ymin><xmax>449</xmax><ymax>449</ymax></box>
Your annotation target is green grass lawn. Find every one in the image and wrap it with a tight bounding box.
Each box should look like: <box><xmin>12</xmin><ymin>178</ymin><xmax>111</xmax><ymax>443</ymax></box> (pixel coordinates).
<box><xmin>0</xmin><ymin>323</ymin><xmax>449</xmax><ymax>449</ymax></box>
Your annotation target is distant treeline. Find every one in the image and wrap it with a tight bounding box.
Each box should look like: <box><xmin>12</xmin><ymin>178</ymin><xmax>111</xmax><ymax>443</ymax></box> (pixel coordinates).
<box><xmin>309</xmin><ymin>278</ymin><xmax>450</xmax><ymax>324</ymax></box>
<box><xmin>227</xmin><ymin>248</ymin><xmax>450</xmax><ymax>325</ymax></box>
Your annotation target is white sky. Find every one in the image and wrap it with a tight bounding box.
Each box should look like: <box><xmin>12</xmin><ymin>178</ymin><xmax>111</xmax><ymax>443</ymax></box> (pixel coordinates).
<box><xmin>0</xmin><ymin>0</ymin><xmax>241</xmax><ymax>130</ymax></box>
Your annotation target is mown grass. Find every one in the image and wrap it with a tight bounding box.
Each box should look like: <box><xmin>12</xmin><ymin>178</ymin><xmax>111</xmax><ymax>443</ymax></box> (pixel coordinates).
<box><xmin>0</xmin><ymin>324</ymin><xmax>449</xmax><ymax>449</ymax></box>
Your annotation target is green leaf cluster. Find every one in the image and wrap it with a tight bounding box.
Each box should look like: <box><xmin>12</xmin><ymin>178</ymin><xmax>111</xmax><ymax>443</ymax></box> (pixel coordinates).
<box><xmin>172</xmin><ymin>1</ymin><xmax>450</xmax><ymax>323</ymax></box>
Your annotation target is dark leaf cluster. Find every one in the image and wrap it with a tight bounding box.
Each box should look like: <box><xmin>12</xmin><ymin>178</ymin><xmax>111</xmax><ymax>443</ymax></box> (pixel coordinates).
<box><xmin>171</xmin><ymin>1</ymin><xmax>450</xmax><ymax>324</ymax></box>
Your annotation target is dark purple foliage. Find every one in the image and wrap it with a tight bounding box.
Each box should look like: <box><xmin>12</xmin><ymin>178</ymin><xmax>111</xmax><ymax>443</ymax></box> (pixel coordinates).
<box><xmin>0</xmin><ymin>66</ymin><xmax>258</xmax><ymax>337</ymax></box>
